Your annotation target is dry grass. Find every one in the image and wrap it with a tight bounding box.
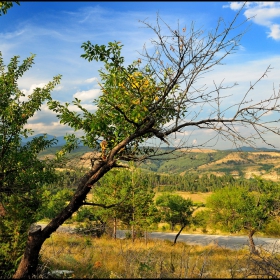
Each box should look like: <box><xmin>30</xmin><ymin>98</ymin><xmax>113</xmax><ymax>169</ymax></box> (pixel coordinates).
<box><xmin>173</xmin><ymin>191</ymin><xmax>212</xmax><ymax>204</ymax></box>
<box><xmin>40</xmin><ymin>232</ymin><xmax>256</xmax><ymax>279</ymax></box>
<box><xmin>89</xmin><ymin>191</ymin><xmax>211</xmax><ymax>205</ymax></box>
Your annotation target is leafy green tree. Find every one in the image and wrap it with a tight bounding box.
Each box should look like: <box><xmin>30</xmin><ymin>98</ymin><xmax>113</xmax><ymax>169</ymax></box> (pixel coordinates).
<box><xmin>81</xmin><ymin>167</ymin><xmax>158</xmax><ymax>240</ymax></box>
<box><xmin>83</xmin><ymin>169</ymin><xmax>132</xmax><ymax>239</ymax></box>
<box><xmin>126</xmin><ymin>166</ymin><xmax>159</xmax><ymax>241</ymax></box>
<box><xmin>0</xmin><ymin>52</ymin><xmax>61</xmax><ymax>277</ymax></box>
<box><xmin>0</xmin><ymin>1</ymin><xmax>19</xmax><ymax>16</ymax></box>
<box><xmin>207</xmin><ymin>182</ymin><xmax>279</xmax><ymax>254</ymax></box>
<box><xmin>156</xmin><ymin>193</ymin><xmax>194</xmax><ymax>244</ymax></box>
<box><xmin>14</xmin><ymin>5</ymin><xmax>280</xmax><ymax>278</ymax></box>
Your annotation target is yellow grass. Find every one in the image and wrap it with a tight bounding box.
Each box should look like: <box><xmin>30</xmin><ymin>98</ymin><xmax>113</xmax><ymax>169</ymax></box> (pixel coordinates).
<box><xmin>154</xmin><ymin>191</ymin><xmax>212</xmax><ymax>204</ymax></box>
<box><xmin>40</xmin><ymin>232</ymin><xmax>261</xmax><ymax>279</ymax></box>
<box><xmin>88</xmin><ymin>191</ymin><xmax>211</xmax><ymax>205</ymax></box>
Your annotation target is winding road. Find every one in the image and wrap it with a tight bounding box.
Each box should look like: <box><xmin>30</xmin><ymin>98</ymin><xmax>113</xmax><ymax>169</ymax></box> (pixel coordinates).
<box><xmin>39</xmin><ymin>223</ymin><xmax>280</xmax><ymax>253</ymax></box>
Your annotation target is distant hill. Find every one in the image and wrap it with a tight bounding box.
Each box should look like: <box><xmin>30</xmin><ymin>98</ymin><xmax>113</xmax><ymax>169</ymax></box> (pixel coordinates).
<box><xmin>21</xmin><ymin>134</ymin><xmax>80</xmax><ymax>146</ymax></box>
<box><xmin>30</xmin><ymin>137</ymin><xmax>280</xmax><ymax>182</ymax></box>
<box><xmin>226</xmin><ymin>146</ymin><xmax>280</xmax><ymax>152</ymax></box>
<box><xmin>22</xmin><ymin>135</ymin><xmax>280</xmax><ymax>153</ymax></box>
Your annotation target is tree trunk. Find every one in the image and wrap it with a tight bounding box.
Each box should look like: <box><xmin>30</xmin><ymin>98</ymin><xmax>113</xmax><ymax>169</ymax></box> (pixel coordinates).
<box><xmin>113</xmin><ymin>216</ymin><xmax>117</xmax><ymax>239</ymax></box>
<box><xmin>13</xmin><ymin>159</ymin><xmax>112</xmax><ymax>278</ymax></box>
<box><xmin>13</xmin><ymin>225</ymin><xmax>45</xmax><ymax>279</ymax></box>
<box><xmin>173</xmin><ymin>224</ymin><xmax>186</xmax><ymax>245</ymax></box>
<box><xmin>131</xmin><ymin>224</ymin><xmax>135</xmax><ymax>242</ymax></box>
<box><xmin>13</xmin><ymin>117</ymin><xmax>155</xmax><ymax>278</ymax></box>
<box><xmin>248</xmin><ymin>229</ymin><xmax>258</xmax><ymax>254</ymax></box>
<box><xmin>145</xmin><ymin>228</ymin><xmax>147</xmax><ymax>246</ymax></box>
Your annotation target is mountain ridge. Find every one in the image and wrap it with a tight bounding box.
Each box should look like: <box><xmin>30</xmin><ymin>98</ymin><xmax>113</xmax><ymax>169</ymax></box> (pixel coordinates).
<box><xmin>22</xmin><ymin>134</ymin><xmax>280</xmax><ymax>152</ymax></box>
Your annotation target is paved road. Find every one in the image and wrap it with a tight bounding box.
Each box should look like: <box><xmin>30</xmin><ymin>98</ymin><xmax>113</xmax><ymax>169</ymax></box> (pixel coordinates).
<box><xmin>116</xmin><ymin>230</ymin><xmax>280</xmax><ymax>253</ymax></box>
<box><xmin>39</xmin><ymin>224</ymin><xmax>280</xmax><ymax>253</ymax></box>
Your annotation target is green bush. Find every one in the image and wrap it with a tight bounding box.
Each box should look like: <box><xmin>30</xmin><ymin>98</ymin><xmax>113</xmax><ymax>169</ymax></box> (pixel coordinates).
<box><xmin>263</xmin><ymin>219</ymin><xmax>280</xmax><ymax>237</ymax></box>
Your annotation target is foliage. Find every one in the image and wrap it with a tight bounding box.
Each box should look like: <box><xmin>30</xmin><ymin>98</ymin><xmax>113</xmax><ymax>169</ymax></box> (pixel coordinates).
<box><xmin>192</xmin><ymin>209</ymin><xmax>212</xmax><ymax>233</ymax></box>
<box><xmin>37</xmin><ymin>187</ymin><xmax>74</xmax><ymax>220</ymax></box>
<box><xmin>78</xmin><ymin>167</ymin><xmax>159</xmax><ymax>237</ymax></box>
<box><xmin>0</xmin><ymin>52</ymin><xmax>61</xmax><ymax>276</ymax></box>
<box><xmin>0</xmin><ymin>1</ymin><xmax>19</xmax><ymax>16</ymax></box>
<box><xmin>49</xmin><ymin>40</ymin><xmax>171</xmax><ymax>159</ymax></box>
<box><xmin>156</xmin><ymin>193</ymin><xmax>194</xmax><ymax>231</ymax></box>
<box><xmin>206</xmin><ymin>180</ymin><xmax>280</xmax><ymax>252</ymax></box>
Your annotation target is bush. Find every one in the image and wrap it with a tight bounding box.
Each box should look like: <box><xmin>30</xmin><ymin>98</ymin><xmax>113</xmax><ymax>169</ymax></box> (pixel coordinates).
<box><xmin>263</xmin><ymin>219</ymin><xmax>280</xmax><ymax>237</ymax></box>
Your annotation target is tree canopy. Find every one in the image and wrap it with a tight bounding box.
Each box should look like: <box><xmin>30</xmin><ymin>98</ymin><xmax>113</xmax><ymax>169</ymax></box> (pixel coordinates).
<box><xmin>0</xmin><ymin>52</ymin><xmax>61</xmax><ymax>276</ymax></box>
<box><xmin>207</xmin><ymin>179</ymin><xmax>279</xmax><ymax>254</ymax></box>
<box><xmin>156</xmin><ymin>192</ymin><xmax>194</xmax><ymax>244</ymax></box>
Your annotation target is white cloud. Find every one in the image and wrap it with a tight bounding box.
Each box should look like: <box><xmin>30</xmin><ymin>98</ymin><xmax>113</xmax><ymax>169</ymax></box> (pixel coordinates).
<box><xmin>85</xmin><ymin>77</ymin><xmax>98</xmax><ymax>83</ymax></box>
<box><xmin>20</xmin><ymin>82</ymin><xmax>47</xmax><ymax>101</ymax></box>
<box><xmin>227</xmin><ymin>2</ymin><xmax>245</xmax><ymax>10</ymax></box>
<box><xmin>25</xmin><ymin>121</ymin><xmax>74</xmax><ymax>137</ymax></box>
<box><xmin>225</xmin><ymin>2</ymin><xmax>280</xmax><ymax>40</ymax></box>
<box><xmin>268</xmin><ymin>24</ymin><xmax>280</xmax><ymax>39</ymax></box>
<box><xmin>73</xmin><ymin>88</ymin><xmax>101</xmax><ymax>101</ymax></box>
<box><xmin>27</xmin><ymin>103</ymin><xmax>57</xmax><ymax>123</ymax></box>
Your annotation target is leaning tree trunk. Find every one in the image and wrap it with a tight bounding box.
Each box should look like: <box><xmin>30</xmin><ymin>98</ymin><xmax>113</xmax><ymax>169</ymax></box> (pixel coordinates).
<box><xmin>13</xmin><ymin>118</ymin><xmax>155</xmax><ymax>278</ymax></box>
<box><xmin>173</xmin><ymin>224</ymin><xmax>187</xmax><ymax>245</ymax></box>
<box><xmin>13</xmin><ymin>159</ymin><xmax>112</xmax><ymax>278</ymax></box>
<box><xmin>248</xmin><ymin>229</ymin><xmax>258</xmax><ymax>255</ymax></box>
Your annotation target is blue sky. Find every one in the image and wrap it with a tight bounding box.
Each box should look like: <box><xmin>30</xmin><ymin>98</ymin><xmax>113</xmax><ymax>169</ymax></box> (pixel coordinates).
<box><xmin>1</xmin><ymin>1</ymin><xmax>280</xmax><ymax>149</ymax></box>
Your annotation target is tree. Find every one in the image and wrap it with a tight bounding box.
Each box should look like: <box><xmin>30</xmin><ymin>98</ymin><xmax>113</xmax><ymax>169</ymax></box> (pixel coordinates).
<box><xmin>206</xmin><ymin>182</ymin><xmax>279</xmax><ymax>254</ymax></box>
<box><xmin>85</xmin><ymin>167</ymin><xmax>158</xmax><ymax>241</ymax></box>
<box><xmin>0</xmin><ymin>1</ymin><xmax>19</xmax><ymax>16</ymax></box>
<box><xmin>14</xmin><ymin>5</ymin><xmax>280</xmax><ymax>278</ymax></box>
<box><xmin>156</xmin><ymin>193</ymin><xmax>194</xmax><ymax>244</ymax></box>
<box><xmin>124</xmin><ymin>166</ymin><xmax>159</xmax><ymax>241</ymax></box>
<box><xmin>0</xmin><ymin>52</ymin><xmax>61</xmax><ymax>277</ymax></box>
<box><xmin>82</xmin><ymin>168</ymin><xmax>132</xmax><ymax>239</ymax></box>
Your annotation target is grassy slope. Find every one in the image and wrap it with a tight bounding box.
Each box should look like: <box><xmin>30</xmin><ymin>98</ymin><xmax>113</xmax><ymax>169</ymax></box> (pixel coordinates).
<box><xmin>40</xmin><ymin>146</ymin><xmax>280</xmax><ymax>181</ymax></box>
<box><xmin>41</xmin><ymin>232</ymin><xmax>262</xmax><ymax>279</ymax></box>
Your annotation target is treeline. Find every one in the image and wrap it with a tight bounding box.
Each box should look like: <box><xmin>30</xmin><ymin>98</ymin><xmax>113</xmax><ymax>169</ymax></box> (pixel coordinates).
<box><xmin>55</xmin><ymin>168</ymin><xmax>279</xmax><ymax>193</ymax></box>
<box><xmin>135</xmin><ymin>172</ymin><xmax>279</xmax><ymax>193</ymax></box>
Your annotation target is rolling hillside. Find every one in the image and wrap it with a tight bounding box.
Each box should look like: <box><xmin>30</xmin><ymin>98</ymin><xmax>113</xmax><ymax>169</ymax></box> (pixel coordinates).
<box><xmin>38</xmin><ymin>145</ymin><xmax>280</xmax><ymax>181</ymax></box>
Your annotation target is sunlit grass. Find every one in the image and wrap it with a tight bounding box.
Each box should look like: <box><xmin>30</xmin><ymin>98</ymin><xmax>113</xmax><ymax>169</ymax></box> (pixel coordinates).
<box><xmin>39</xmin><ymin>232</ymin><xmax>276</xmax><ymax>279</ymax></box>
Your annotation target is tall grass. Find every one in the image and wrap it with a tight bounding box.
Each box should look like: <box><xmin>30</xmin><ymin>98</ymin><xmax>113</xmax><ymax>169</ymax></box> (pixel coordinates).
<box><xmin>39</xmin><ymin>232</ymin><xmax>279</xmax><ymax>278</ymax></box>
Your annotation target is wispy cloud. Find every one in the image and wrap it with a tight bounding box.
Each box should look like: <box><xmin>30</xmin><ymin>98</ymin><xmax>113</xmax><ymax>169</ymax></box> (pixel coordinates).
<box><xmin>85</xmin><ymin>77</ymin><xmax>98</xmax><ymax>83</ymax></box>
<box><xmin>224</xmin><ymin>2</ymin><xmax>280</xmax><ymax>40</ymax></box>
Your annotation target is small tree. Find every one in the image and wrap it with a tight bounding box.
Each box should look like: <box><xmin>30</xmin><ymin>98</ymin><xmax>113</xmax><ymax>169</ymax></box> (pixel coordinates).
<box><xmin>14</xmin><ymin>5</ymin><xmax>280</xmax><ymax>278</ymax></box>
<box><xmin>0</xmin><ymin>52</ymin><xmax>61</xmax><ymax>277</ymax></box>
<box><xmin>156</xmin><ymin>193</ymin><xmax>194</xmax><ymax>244</ymax></box>
<box><xmin>207</xmin><ymin>183</ymin><xmax>278</xmax><ymax>254</ymax></box>
<box><xmin>86</xmin><ymin>167</ymin><xmax>158</xmax><ymax>240</ymax></box>
<box><xmin>82</xmin><ymin>168</ymin><xmax>132</xmax><ymax>239</ymax></box>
